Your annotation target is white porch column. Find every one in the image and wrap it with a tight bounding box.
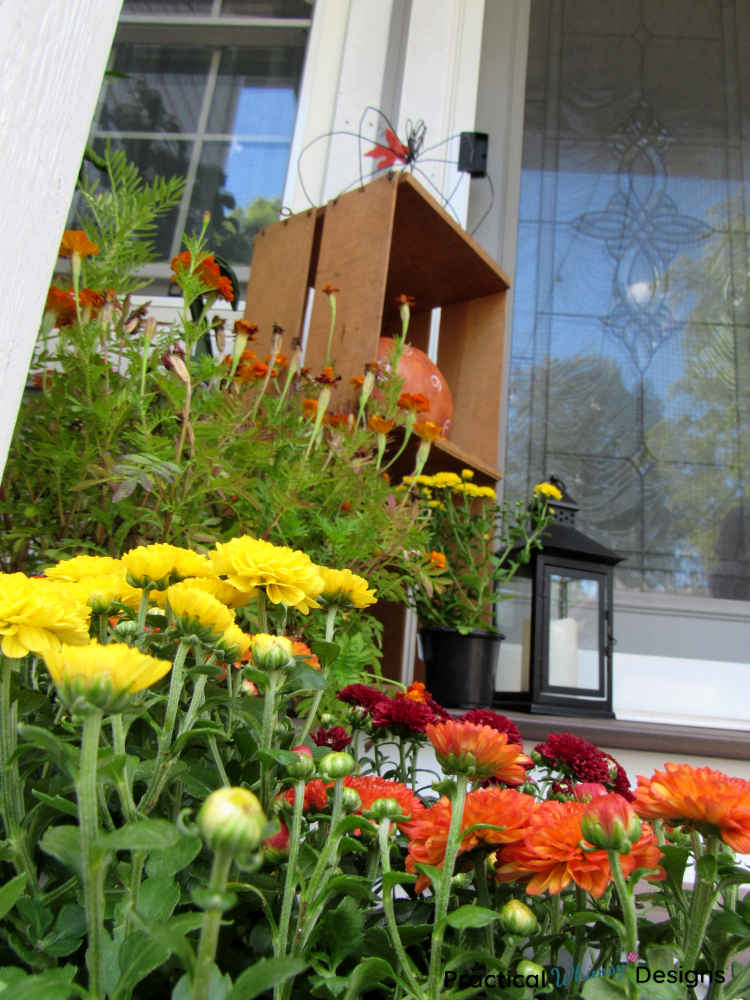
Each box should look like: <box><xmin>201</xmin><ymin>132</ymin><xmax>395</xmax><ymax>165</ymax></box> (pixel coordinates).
<box><xmin>0</xmin><ymin>0</ymin><xmax>122</xmax><ymax>477</ymax></box>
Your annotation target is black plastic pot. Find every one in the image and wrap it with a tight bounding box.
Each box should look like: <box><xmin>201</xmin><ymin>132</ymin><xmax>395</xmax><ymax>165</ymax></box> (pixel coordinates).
<box><xmin>420</xmin><ymin>627</ymin><xmax>504</xmax><ymax>709</ymax></box>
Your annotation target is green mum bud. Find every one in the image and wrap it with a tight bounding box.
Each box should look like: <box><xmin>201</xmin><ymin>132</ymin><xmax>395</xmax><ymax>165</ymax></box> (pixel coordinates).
<box><xmin>250</xmin><ymin>633</ymin><xmax>295</xmax><ymax>671</ymax></box>
<box><xmin>499</xmin><ymin>899</ymin><xmax>538</xmax><ymax>936</ymax></box>
<box><xmin>198</xmin><ymin>787</ymin><xmax>267</xmax><ymax>855</ymax></box>
<box><xmin>319</xmin><ymin>751</ymin><xmax>356</xmax><ymax>780</ymax></box>
<box><xmin>580</xmin><ymin>792</ymin><xmax>642</xmax><ymax>854</ymax></box>
<box><xmin>516</xmin><ymin>959</ymin><xmax>545</xmax><ymax>982</ymax></box>
<box><xmin>288</xmin><ymin>747</ymin><xmax>315</xmax><ymax>780</ymax></box>
<box><xmin>365</xmin><ymin>797</ymin><xmax>405</xmax><ymax>823</ymax></box>
<box><xmin>340</xmin><ymin>787</ymin><xmax>362</xmax><ymax>813</ymax></box>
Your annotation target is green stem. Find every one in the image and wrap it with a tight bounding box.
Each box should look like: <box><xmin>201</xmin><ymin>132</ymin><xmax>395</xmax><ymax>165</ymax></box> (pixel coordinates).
<box><xmin>684</xmin><ymin>836</ymin><xmax>720</xmax><ymax>970</ymax></box>
<box><xmin>473</xmin><ymin>856</ymin><xmax>494</xmax><ymax>957</ymax></box>
<box><xmin>136</xmin><ymin>589</ymin><xmax>150</xmax><ymax>631</ymax></box>
<box><xmin>297</xmin><ymin>688</ymin><xmax>323</xmax><ymax>748</ymax></box>
<box><xmin>192</xmin><ymin>846</ymin><xmax>233</xmax><ymax>1000</ymax></box>
<box><xmin>208</xmin><ymin>736</ymin><xmax>230</xmax><ymax>787</ymax></box>
<box><xmin>77</xmin><ymin>710</ymin><xmax>105</xmax><ymax>1000</ymax></box>
<box><xmin>427</xmin><ymin>775</ymin><xmax>467</xmax><ymax>999</ymax></box>
<box><xmin>276</xmin><ymin>780</ymin><xmax>305</xmax><ymax>966</ymax></box>
<box><xmin>608</xmin><ymin>850</ymin><xmax>638</xmax><ymax>998</ymax></box>
<box><xmin>180</xmin><ymin>673</ymin><xmax>208</xmax><ymax>737</ymax></box>
<box><xmin>378</xmin><ymin>817</ymin><xmax>426</xmax><ymax>998</ymax></box>
<box><xmin>294</xmin><ymin>780</ymin><xmax>345</xmax><ymax>955</ymax></box>
<box><xmin>111</xmin><ymin>714</ymin><xmax>136</xmax><ymax>822</ymax></box>
<box><xmin>0</xmin><ymin>657</ymin><xmax>37</xmax><ymax>891</ymax></box>
<box><xmin>567</xmin><ymin>888</ymin><xmax>586</xmax><ymax>999</ymax></box>
<box><xmin>256</xmin><ymin>591</ymin><xmax>268</xmax><ymax>633</ymax></box>
<box><xmin>260</xmin><ymin>672</ymin><xmax>280</xmax><ymax>809</ymax></box>
<box><xmin>138</xmin><ymin>640</ymin><xmax>190</xmax><ymax>811</ymax></box>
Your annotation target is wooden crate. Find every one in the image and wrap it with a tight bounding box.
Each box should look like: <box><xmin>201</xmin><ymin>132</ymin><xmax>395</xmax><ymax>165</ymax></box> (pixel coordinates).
<box><xmin>244</xmin><ymin>171</ymin><xmax>509</xmax><ymax>483</ymax></box>
<box><xmin>243</xmin><ymin>172</ymin><xmax>510</xmax><ymax>681</ymax></box>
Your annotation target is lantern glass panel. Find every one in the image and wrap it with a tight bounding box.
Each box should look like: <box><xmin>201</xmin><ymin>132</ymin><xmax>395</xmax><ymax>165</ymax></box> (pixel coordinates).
<box><xmin>543</xmin><ymin>569</ymin><xmax>603</xmax><ymax>695</ymax></box>
<box><xmin>495</xmin><ymin>575</ymin><xmax>533</xmax><ymax>693</ymax></box>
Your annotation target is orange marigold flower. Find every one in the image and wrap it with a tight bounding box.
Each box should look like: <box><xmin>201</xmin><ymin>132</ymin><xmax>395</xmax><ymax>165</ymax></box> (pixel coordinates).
<box><xmin>234</xmin><ymin>319</ymin><xmax>258</xmax><ymax>339</ymax></box>
<box><xmin>316</xmin><ymin>365</ymin><xmax>340</xmax><ymax>386</ymax></box>
<box><xmin>216</xmin><ymin>275</ymin><xmax>235</xmax><ymax>303</ymax></box>
<box><xmin>240</xmin><ymin>349</ymin><xmax>258</xmax><ymax>362</ymax></box>
<box><xmin>427</xmin><ymin>720</ymin><xmax>531</xmax><ymax>784</ymax></box>
<box><xmin>321</xmin><ymin>282</ymin><xmax>340</xmax><ymax>295</ymax></box>
<box><xmin>302</xmin><ymin>398</ymin><xmax>318</xmax><ymax>419</ymax></box>
<box><xmin>45</xmin><ymin>286</ymin><xmax>76</xmax><ymax>327</ymax></box>
<box><xmin>395</xmin><ymin>293</ymin><xmax>416</xmax><ymax>307</ymax></box>
<box><xmin>170</xmin><ymin>251</ymin><xmax>234</xmax><ymax>302</ymax></box>
<box><xmin>266</xmin><ymin>352</ymin><xmax>288</xmax><ymax>369</ymax></box>
<box><xmin>236</xmin><ymin>361</ymin><xmax>268</xmax><ymax>382</ymax></box>
<box><xmin>325</xmin><ymin>412</ymin><xmax>350</xmax><ymax>429</ymax></box>
<box><xmin>401</xmin><ymin>681</ymin><xmax>430</xmax><ymax>703</ymax></box>
<box><xmin>398</xmin><ymin>392</ymin><xmax>430</xmax><ymax>413</ymax></box>
<box><xmin>633</xmin><ymin>762</ymin><xmax>750</xmax><ymax>853</ymax></box>
<box><xmin>496</xmin><ymin>799</ymin><xmax>664</xmax><ymax>898</ymax></box>
<box><xmin>291</xmin><ymin>639</ymin><xmax>321</xmax><ymax>670</ymax></box>
<box><xmin>428</xmin><ymin>551</ymin><xmax>447</xmax><ymax>570</ymax></box>
<box><xmin>78</xmin><ymin>288</ymin><xmax>105</xmax><ymax>316</ymax></box>
<box><xmin>59</xmin><ymin>230</ymin><xmax>100</xmax><ymax>258</ymax></box>
<box><xmin>414</xmin><ymin>420</ymin><xmax>445</xmax><ymax>443</ymax></box>
<box><xmin>350</xmin><ymin>375</ymin><xmax>365</xmax><ymax>388</ymax></box>
<box><xmin>405</xmin><ymin>786</ymin><xmax>536</xmax><ymax>892</ymax></box>
<box><xmin>368</xmin><ymin>415</ymin><xmax>395</xmax><ymax>434</ymax></box>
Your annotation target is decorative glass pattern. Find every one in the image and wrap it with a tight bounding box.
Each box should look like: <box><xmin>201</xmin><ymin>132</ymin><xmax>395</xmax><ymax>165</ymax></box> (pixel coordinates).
<box><xmin>508</xmin><ymin>0</ymin><xmax>750</xmax><ymax>597</ymax></box>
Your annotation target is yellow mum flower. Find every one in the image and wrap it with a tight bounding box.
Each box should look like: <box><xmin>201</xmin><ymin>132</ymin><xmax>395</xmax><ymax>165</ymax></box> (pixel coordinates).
<box><xmin>45</xmin><ymin>554</ymin><xmax>123</xmax><ymax>581</ymax></box>
<box><xmin>460</xmin><ymin>468</ymin><xmax>475</xmax><ymax>480</ymax></box>
<box><xmin>164</xmin><ymin>580</ymin><xmax>235</xmax><ymax>643</ymax></box>
<box><xmin>453</xmin><ymin>483</ymin><xmax>496</xmax><ymax>499</ymax></box>
<box><xmin>43</xmin><ymin>640</ymin><xmax>171</xmax><ymax>713</ymax></box>
<box><xmin>73</xmin><ymin>573</ymin><xmax>143</xmax><ymax>613</ymax></box>
<box><xmin>429</xmin><ymin>472</ymin><xmax>463</xmax><ymax>489</ymax></box>
<box><xmin>534</xmin><ymin>481</ymin><xmax>563</xmax><ymax>501</ymax></box>
<box><xmin>316</xmin><ymin>566</ymin><xmax>378</xmax><ymax>610</ymax></box>
<box><xmin>0</xmin><ymin>574</ymin><xmax>91</xmax><ymax>658</ymax></box>
<box><xmin>250</xmin><ymin>633</ymin><xmax>295</xmax><ymax>671</ymax></box>
<box><xmin>150</xmin><ymin>576</ymin><xmax>251</xmax><ymax>610</ymax></box>
<box><xmin>122</xmin><ymin>543</ymin><xmax>214</xmax><ymax>590</ymax></box>
<box><xmin>211</xmin><ymin>536</ymin><xmax>324</xmax><ymax>614</ymax></box>
<box><xmin>217</xmin><ymin>623</ymin><xmax>251</xmax><ymax>661</ymax></box>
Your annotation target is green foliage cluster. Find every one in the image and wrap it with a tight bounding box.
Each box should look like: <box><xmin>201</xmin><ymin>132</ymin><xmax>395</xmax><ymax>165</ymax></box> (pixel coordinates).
<box><xmin>0</xmin><ymin>149</ymin><xmax>440</xmax><ymax>684</ymax></box>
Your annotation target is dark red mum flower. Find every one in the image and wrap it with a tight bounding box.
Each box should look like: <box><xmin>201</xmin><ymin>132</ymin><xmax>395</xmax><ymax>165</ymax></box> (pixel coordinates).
<box><xmin>312</xmin><ymin>725</ymin><xmax>352</xmax><ymax>751</ymax></box>
<box><xmin>337</xmin><ymin>684</ymin><xmax>388</xmax><ymax>711</ymax></box>
<box><xmin>460</xmin><ymin>709</ymin><xmax>523</xmax><ymax>748</ymax></box>
<box><xmin>370</xmin><ymin>697</ymin><xmax>436</xmax><ymax>734</ymax></box>
<box><xmin>534</xmin><ymin>732</ymin><xmax>632</xmax><ymax>799</ymax></box>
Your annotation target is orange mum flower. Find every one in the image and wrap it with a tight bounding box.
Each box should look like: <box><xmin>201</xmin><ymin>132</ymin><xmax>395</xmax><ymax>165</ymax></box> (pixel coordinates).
<box><xmin>59</xmin><ymin>230</ymin><xmax>100</xmax><ymax>258</ymax></box>
<box><xmin>634</xmin><ymin>762</ymin><xmax>750</xmax><ymax>853</ymax></box>
<box><xmin>496</xmin><ymin>799</ymin><xmax>663</xmax><ymax>898</ymax></box>
<box><xmin>368</xmin><ymin>415</ymin><xmax>395</xmax><ymax>434</ymax></box>
<box><xmin>401</xmin><ymin>681</ymin><xmax>430</xmax><ymax>703</ymax></box>
<box><xmin>282</xmin><ymin>778</ymin><xmax>329</xmax><ymax>812</ymax></box>
<box><xmin>302</xmin><ymin>398</ymin><xmax>318</xmax><ymax>419</ymax></box>
<box><xmin>405</xmin><ymin>786</ymin><xmax>536</xmax><ymax>892</ymax></box>
<box><xmin>428</xmin><ymin>551</ymin><xmax>447</xmax><ymax>570</ymax></box>
<box><xmin>427</xmin><ymin>720</ymin><xmax>531</xmax><ymax>784</ymax></box>
<box><xmin>414</xmin><ymin>420</ymin><xmax>445</xmax><ymax>443</ymax></box>
<box><xmin>344</xmin><ymin>775</ymin><xmax>424</xmax><ymax>830</ymax></box>
<box><xmin>292</xmin><ymin>639</ymin><xmax>321</xmax><ymax>670</ymax></box>
<box><xmin>398</xmin><ymin>392</ymin><xmax>430</xmax><ymax>413</ymax></box>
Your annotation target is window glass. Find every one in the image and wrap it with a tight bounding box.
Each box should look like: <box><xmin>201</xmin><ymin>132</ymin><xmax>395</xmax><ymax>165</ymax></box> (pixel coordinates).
<box><xmin>508</xmin><ymin>0</ymin><xmax>750</xmax><ymax>597</ymax></box>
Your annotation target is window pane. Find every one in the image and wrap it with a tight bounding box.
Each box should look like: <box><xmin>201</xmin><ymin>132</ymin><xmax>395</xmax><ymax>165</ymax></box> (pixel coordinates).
<box><xmin>508</xmin><ymin>0</ymin><xmax>750</xmax><ymax>598</ymax></box>
<box><xmin>221</xmin><ymin>0</ymin><xmax>312</xmax><ymax>15</ymax></box>
<box><xmin>186</xmin><ymin>140</ymin><xmax>288</xmax><ymax>263</ymax></box>
<box><xmin>99</xmin><ymin>44</ymin><xmax>212</xmax><ymax>133</ymax></box>
<box><xmin>208</xmin><ymin>45</ymin><xmax>303</xmax><ymax>134</ymax></box>
<box><xmin>545</xmin><ymin>573</ymin><xmax>601</xmax><ymax>691</ymax></box>
<box><xmin>122</xmin><ymin>1</ymin><xmax>213</xmax><ymax>12</ymax></box>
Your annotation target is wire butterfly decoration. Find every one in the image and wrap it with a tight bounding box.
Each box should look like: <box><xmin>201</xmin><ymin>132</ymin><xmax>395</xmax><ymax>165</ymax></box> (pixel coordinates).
<box><xmin>293</xmin><ymin>105</ymin><xmax>494</xmax><ymax>235</ymax></box>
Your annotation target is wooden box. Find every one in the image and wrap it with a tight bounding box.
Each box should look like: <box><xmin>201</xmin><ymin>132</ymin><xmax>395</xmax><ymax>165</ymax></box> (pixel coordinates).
<box><xmin>244</xmin><ymin>171</ymin><xmax>509</xmax><ymax>484</ymax></box>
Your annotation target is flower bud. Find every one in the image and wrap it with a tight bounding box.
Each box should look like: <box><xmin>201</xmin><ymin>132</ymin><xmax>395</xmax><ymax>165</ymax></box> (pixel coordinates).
<box><xmin>250</xmin><ymin>633</ymin><xmax>294</xmax><ymax>671</ymax></box>
<box><xmin>198</xmin><ymin>786</ymin><xmax>267</xmax><ymax>855</ymax></box>
<box><xmin>516</xmin><ymin>960</ymin><xmax>545</xmax><ymax>982</ymax></box>
<box><xmin>365</xmin><ymin>797</ymin><xmax>405</xmax><ymax>823</ymax></box>
<box><xmin>499</xmin><ymin>899</ymin><xmax>538</xmax><ymax>936</ymax></box>
<box><xmin>319</xmin><ymin>751</ymin><xmax>356</xmax><ymax>780</ymax></box>
<box><xmin>580</xmin><ymin>792</ymin><xmax>642</xmax><ymax>853</ymax></box>
<box><xmin>288</xmin><ymin>747</ymin><xmax>315</xmax><ymax>780</ymax></box>
<box><xmin>340</xmin><ymin>787</ymin><xmax>362</xmax><ymax>813</ymax></box>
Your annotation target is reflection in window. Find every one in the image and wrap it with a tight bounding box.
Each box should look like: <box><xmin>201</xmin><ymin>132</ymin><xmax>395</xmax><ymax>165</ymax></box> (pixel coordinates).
<box><xmin>508</xmin><ymin>0</ymin><xmax>750</xmax><ymax>597</ymax></box>
<box><xmin>82</xmin><ymin>7</ymin><xmax>309</xmax><ymax>267</ymax></box>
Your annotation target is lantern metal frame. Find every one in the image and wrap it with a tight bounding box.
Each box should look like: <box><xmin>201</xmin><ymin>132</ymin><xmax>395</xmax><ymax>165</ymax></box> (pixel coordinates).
<box><xmin>493</xmin><ymin>478</ymin><xmax>622</xmax><ymax>718</ymax></box>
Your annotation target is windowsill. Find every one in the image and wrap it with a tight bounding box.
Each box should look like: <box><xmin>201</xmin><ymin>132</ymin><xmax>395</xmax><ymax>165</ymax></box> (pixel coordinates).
<box><xmin>495</xmin><ymin>710</ymin><xmax>750</xmax><ymax>761</ymax></box>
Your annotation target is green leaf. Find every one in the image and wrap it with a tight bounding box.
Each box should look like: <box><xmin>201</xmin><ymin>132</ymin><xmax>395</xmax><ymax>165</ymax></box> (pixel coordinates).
<box><xmin>97</xmin><ymin>818</ymin><xmax>179</xmax><ymax>853</ymax></box>
<box><xmin>285</xmin><ymin>663</ymin><xmax>327</xmax><ymax>692</ymax></box>
<box><xmin>40</xmin><ymin>826</ymin><xmax>82</xmax><ymax>875</ymax></box>
<box><xmin>227</xmin><ymin>957</ymin><xmax>308</xmax><ymax>1000</ymax></box>
<box><xmin>137</xmin><ymin>876</ymin><xmax>180</xmax><ymax>924</ymax></box>
<box><xmin>696</xmin><ymin>854</ymin><xmax>718</xmax><ymax>881</ymax></box>
<box><xmin>581</xmin><ymin>979</ymin><xmax>629</xmax><ymax>999</ymax></box>
<box><xmin>413</xmin><ymin>863</ymin><xmax>442</xmax><ymax>890</ymax></box>
<box><xmin>323</xmin><ymin>875</ymin><xmax>372</xmax><ymax>902</ymax></box>
<box><xmin>17</xmin><ymin>725</ymin><xmax>77</xmax><ymax>776</ymax></box>
<box><xmin>113</xmin><ymin>932</ymin><xmax>169</xmax><ymax>999</ymax></box>
<box><xmin>5</xmin><ymin>964</ymin><xmax>84</xmax><ymax>999</ymax></box>
<box><xmin>0</xmin><ymin>874</ymin><xmax>27</xmax><ymax>921</ymax></box>
<box><xmin>444</xmin><ymin>904</ymin><xmax>499</xmax><ymax>929</ymax></box>
<box><xmin>38</xmin><ymin>905</ymin><xmax>86</xmax><ymax>958</ymax></box>
<box><xmin>708</xmin><ymin>911</ymin><xmax>750</xmax><ymax>936</ymax></box>
<box><xmin>308</xmin><ymin>639</ymin><xmax>340</xmax><ymax>667</ymax></box>
<box><xmin>30</xmin><ymin>791</ymin><xmax>78</xmax><ymax>819</ymax></box>
<box><xmin>381</xmin><ymin>871</ymin><xmax>417</xmax><ymax>893</ymax></box>
<box><xmin>342</xmin><ymin>957</ymin><xmax>397</xmax><ymax>1000</ymax></box>
<box><xmin>146</xmin><ymin>833</ymin><xmax>202</xmax><ymax>878</ymax></box>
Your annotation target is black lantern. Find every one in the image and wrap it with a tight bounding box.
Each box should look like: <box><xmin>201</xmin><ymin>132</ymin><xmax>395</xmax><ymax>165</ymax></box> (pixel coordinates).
<box><xmin>494</xmin><ymin>478</ymin><xmax>623</xmax><ymax>718</ymax></box>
